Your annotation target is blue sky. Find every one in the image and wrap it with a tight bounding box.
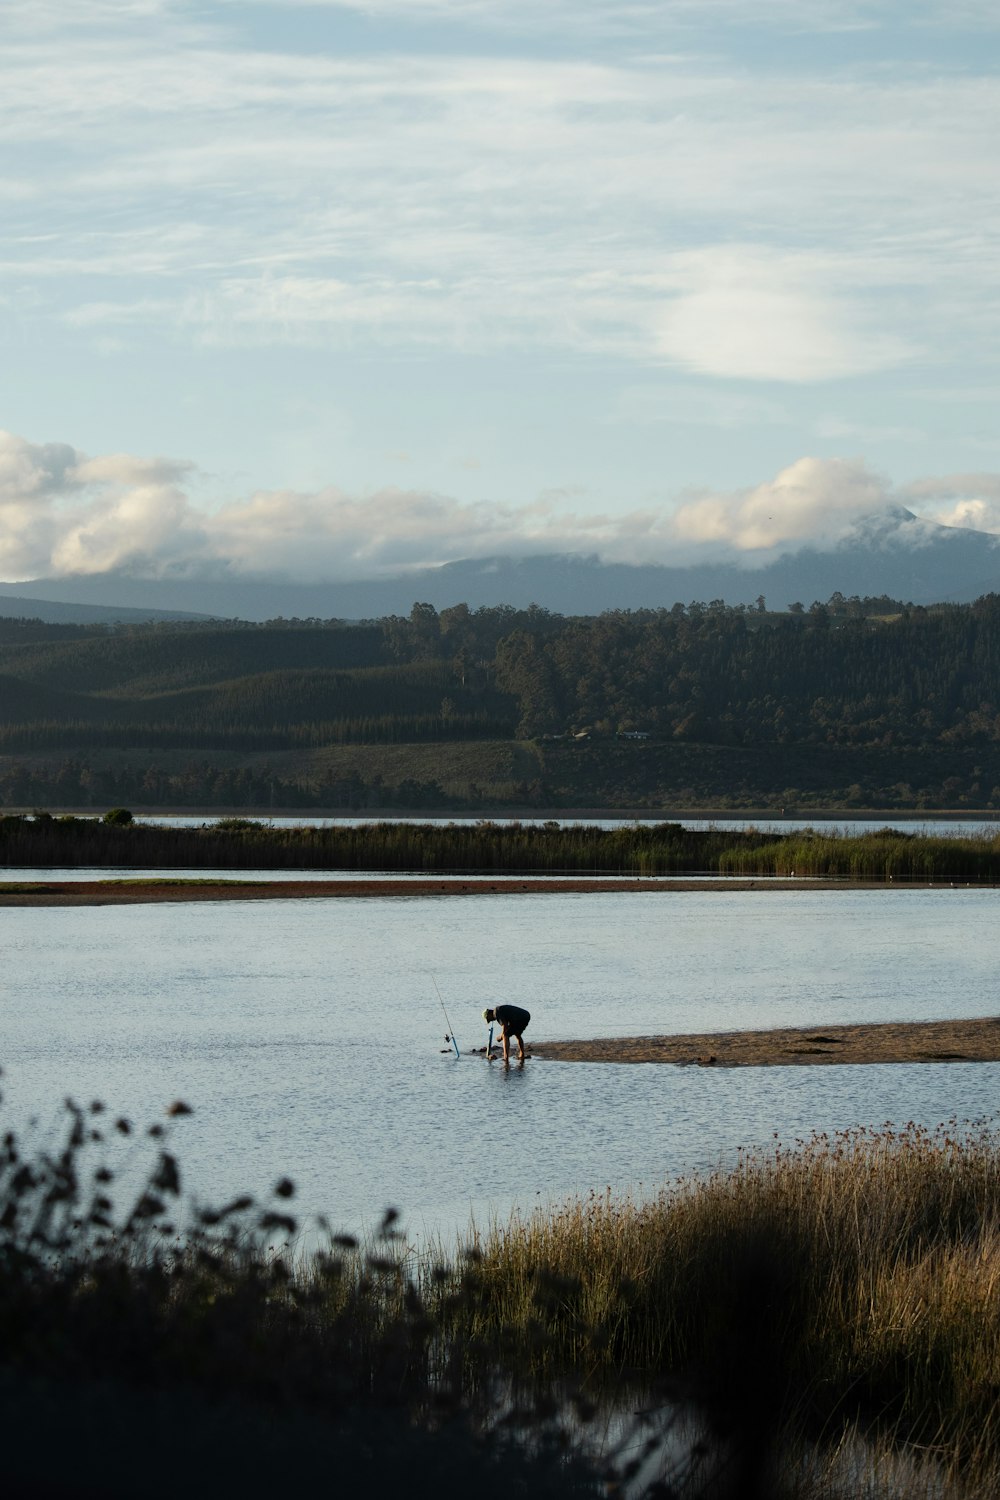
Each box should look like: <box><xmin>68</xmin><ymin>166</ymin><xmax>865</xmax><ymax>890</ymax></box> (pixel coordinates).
<box><xmin>1</xmin><ymin>0</ymin><xmax>999</xmax><ymax>583</ymax></box>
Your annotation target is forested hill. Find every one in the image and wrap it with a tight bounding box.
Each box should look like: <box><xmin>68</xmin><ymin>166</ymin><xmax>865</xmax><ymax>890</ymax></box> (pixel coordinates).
<box><xmin>493</xmin><ymin>596</ymin><xmax>1000</xmax><ymax>747</ymax></box>
<box><xmin>1</xmin><ymin>594</ymin><xmax>999</xmax><ymax>811</ymax></box>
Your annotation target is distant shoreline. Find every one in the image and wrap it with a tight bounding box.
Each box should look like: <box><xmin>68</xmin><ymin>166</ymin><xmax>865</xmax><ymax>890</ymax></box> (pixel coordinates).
<box><xmin>4</xmin><ymin>805</ymin><xmax>999</xmax><ymax>822</ymax></box>
<box><xmin>0</xmin><ymin>875</ymin><xmax>988</xmax><ymax>905</ymax></box>
<box><xmin>531</xmin><ymin>1016</ymin><xmax>1000</xmax><ymax>1069</ymax></box>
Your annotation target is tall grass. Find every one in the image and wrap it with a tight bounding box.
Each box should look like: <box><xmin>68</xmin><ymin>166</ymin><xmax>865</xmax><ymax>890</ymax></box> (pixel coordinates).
<box><xmin>716</xmin><ymin>827</ymin><xmax>1000</xmax><ymax>882</ymax></box>
<box><xmin>459</xmin><ymin>1120</ymin><xmax>1000</xmax><ymax>1490</ymax></box>
<box><xmin>3</xmin><ymin>813</ymin><xmax>1000</xmax><ymax>881</ymax></box>
<box><xmin>6</xmin><ymin>1093</ymin><xmax>1000</xmax><ymax>1494</ymax></box>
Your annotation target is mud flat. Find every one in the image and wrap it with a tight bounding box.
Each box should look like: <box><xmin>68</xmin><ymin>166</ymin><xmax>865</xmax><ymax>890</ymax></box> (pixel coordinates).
<box><xmin>531</xmin><ymin>1016</ymin><xmax>1000</xmax><ymax>1068</ymax></box>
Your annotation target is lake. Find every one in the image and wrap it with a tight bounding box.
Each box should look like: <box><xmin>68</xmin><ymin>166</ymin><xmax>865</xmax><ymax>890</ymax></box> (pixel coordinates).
<box><xmin>3</xmin><ymin>885</ymin><xmax>999</xmax><ymax>1244</ymax></box>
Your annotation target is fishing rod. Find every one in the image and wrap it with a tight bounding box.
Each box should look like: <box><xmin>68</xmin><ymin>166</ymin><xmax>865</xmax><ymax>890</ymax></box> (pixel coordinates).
<box><xmin>432</xmin><ymin>976</ymin><xmax>460</xmax><ymax>1059</ymax></box>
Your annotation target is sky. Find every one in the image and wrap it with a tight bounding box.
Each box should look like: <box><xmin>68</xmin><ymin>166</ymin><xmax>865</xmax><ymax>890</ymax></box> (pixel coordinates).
<box><xmin>2</xmin><ymin>0</ymin><xmax>999</xmax><ymax>583</ymax></box>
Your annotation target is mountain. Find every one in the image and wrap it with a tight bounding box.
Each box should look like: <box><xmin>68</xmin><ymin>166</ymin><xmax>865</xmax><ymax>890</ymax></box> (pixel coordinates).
<box><xmin>0</xmin><ymin>593</ymin><xmax>214</xmax><ymax>625</ymax></box>
<box><xmin>2</xmin><ymin>508</ymin><xmax>999</xmax><ymax>622</ymax></box>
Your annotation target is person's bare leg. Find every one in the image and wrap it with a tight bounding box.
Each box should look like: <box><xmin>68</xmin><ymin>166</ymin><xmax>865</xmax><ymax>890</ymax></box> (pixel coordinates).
<box><xmin>516</xmin><ymin>1033</ymin><xmax>525</xmax><ymax>1060</ymax></box>
<box><xmin>502</xmin><ymin>1025</ymin><xmax>511</xmax><ymax>1063</ymax></box>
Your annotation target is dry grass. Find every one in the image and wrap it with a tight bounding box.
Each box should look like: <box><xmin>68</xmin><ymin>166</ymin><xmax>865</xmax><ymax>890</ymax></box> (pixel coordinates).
<box><xmin>456</xmin><ymin>1120</ymin><xmax>1000</xmax><ymax>1492</ymax></box>
<box><xmin>5</xmin><ymin>1092</ymin><xmax>1000</xmax><ymax>1495</ymax></box>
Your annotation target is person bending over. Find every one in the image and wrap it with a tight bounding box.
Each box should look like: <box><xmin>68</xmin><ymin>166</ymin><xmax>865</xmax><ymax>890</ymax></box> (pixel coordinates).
<box><xmin>483</xmin><ymin>1004</ymin><xmax>531</xmax><ymax>1063</ymax></box>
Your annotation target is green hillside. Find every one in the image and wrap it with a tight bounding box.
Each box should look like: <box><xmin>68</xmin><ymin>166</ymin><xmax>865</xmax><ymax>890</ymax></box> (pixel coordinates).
<box><xmin>0</xmin><ymin>594</ymin><xmax>998</xmax><ymax>811</ymax></box>
<box><xmin>0</xmin><ymin>621</ymin><xmax>389</xmax><ymax>694</ymax></box>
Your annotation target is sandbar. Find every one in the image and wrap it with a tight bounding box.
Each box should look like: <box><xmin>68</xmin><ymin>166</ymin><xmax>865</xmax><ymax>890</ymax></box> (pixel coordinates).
<box><xmin>0</xmin><ymin>875</ymin><xmax>942</xmax><ymax>906</ymax></box>
<box><xmin>531</xmin><ymin>1017</ymin><xmax>1000</xmax><ymax>1068</ymax></box>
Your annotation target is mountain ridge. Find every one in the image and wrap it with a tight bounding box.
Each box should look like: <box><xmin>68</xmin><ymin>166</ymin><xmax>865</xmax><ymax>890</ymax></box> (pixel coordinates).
<box><xmin>2</xmin><ymin>508</ymin><xmax>998</xmax><ymax>622</ymax></box>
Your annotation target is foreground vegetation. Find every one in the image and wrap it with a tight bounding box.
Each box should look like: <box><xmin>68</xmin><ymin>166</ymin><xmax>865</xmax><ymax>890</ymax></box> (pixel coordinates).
<box><xmin>3</xmin><ymin>813</ymin><xmax>1000</xmax><ymax>883</ymax></box>
<box><xmin>5</xmin><ymin>1095</ymin><xmax>1000</xmax><ymax>1497</ymax></box>
<box><xmin>470</xmin><ymin>1118</ymin><xmax>1000</xmax><ymax>1496</ymax></box>
<box><xmin>2</xmin><ymin>591</ymin><xmax>1000</xmax><ymax>810</ymax></box>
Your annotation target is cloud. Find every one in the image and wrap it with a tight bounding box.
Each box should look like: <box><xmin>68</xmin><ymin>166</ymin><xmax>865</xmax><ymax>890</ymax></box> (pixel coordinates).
<box><xmin>3</xmin><ymin>13</ymin><xmax>996</xmax><ymax>386</ymax></box>
<box><xmin>2</xmin><ymin>431</ymin><xmax>997</xmax><ymax>585</ymax></box>
<box><xmin>899</xmin><ymin>474</ymin><xmax>1000</xmax><ymax>535</ymax></box>
<box><xmin>0</xmin><ymin>430</ymin><xmax>79</xmax><ymax>504</ymax></box>
<box><xmin>0</xmin><ymin>430</ymin><xmax>201</xmax><ymax>579</ymax></box>
<box><xmin>0</xmin><ymin>432</ymin><xmax>77</xmax><ymax>578</ymax></box>
<box><xmin>50</xmin><ymin>482</ymin><xmax>197</xmax><ymax>576</ymax></box>
<box><xmin>669</xmin><ymin>457</ymin><xmax>893</xmax><ymax>556</ymax></box>
<box><xmin>653</xmin><ymin>254</ymin><xmax>915</xmax><ymax>382</ymax></box>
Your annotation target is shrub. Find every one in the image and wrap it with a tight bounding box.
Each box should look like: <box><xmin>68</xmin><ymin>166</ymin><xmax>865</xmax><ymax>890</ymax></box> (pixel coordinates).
<box><xmin>102</xmin><ymin>806</ymin><xmax>134</xmax><ymax>826</ymax></box>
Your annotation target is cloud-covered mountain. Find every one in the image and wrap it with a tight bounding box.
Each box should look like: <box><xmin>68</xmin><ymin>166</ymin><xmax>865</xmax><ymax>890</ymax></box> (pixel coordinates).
<box><xmin>8</xmin><ymin>430</ymin><xmax>1000</xmax><ymax>589</ymax></box>
<box><xmin>3</xmin><ymin>428</ymin><xmax>1000</xmax><ymax>621</ymax></box>
<box><xmin>3</xmin><ymin>505</ymin><xmax>999</xmax><ymax>623</ymax></box>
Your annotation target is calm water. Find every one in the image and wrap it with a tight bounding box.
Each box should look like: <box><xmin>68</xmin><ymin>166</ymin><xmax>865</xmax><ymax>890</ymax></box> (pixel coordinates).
<box><xmin>3</xmin><ymin>887</ymin><xmax>999</xmax><ymax>1242</ymax></box>
<box><xmin>129</xmin><ymin>814</ymin><xmax>999</xmax><ymax>838</ymax></box>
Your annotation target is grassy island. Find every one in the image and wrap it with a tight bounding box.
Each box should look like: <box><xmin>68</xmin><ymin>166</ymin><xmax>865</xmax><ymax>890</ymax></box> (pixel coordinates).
<box><xmin>3</xmin><ymin>813</ymin><xmax>1000</xmax><ymax>885</ymax></box>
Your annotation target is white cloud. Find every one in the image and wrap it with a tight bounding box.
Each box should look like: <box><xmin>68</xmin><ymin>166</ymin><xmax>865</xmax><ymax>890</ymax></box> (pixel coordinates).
<box><xmin>0</xmin><ymin>431</ymin><xmax>202</xmax><ymax>578</ymax></box>
<box><xmin>899</xmin><ymin>474</ymin><xmax>1000</xmax><ymax>535</ymax></box>
<box><xmin>72</xmin><ymin>452</ymin><xmax>194</xmax><ymax>487</ymax></box>
<box><xmin>653</xmin><ymin>253</ymin><xmax>915</xmax><ymax>382</ymax></box>
<box><xmin>670</xmin><ymin>457</ymin><xmax>891</xmax><ymax>555</ymax></box>
<box><xmin>0</xmin><ymin>432</ymin><xmax>75</xmax><ymax>577</ymax></box>
<box><xmin>2</xmin><ymin>18</ymin><xmax>996</xmax><ymax>382</ymax></box>
<box><xmin>50</xmin><ymin>483</ymin><xmax>196</xmax><ymax>576</ymax></box>
<box><xmin>3</xmin><ymin>431</ymin><xmax>998</xmax><ymax>585</ymax></box>
<box><xmin>0</xmin><ymin>430</ymin><xmax>79</xmax><ymax>504</ymax></box>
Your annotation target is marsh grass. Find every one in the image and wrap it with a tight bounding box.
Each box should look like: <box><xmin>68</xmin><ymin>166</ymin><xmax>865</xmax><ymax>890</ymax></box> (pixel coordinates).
<box><xmin>715</xmin><ymin>827</ymin><xmax>1000</xmax><ymax>883</ymax></box>
<box><xmin>458</xmin><ymin>1119</ymin><xmax>1000</xmax><ymax>1493</ymax></box>
<box><xmin>5</xmin><ymin>1092</ymin><xmax>1000</xmax><ymax>1496</ymax></box>
<box><xmin>3</xmin><ymin>813</ymin><xmax>1000</xmax><ymax>882</ymax></box>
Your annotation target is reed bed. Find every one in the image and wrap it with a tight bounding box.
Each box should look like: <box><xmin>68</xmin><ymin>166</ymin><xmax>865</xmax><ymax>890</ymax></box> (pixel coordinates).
<box><xmin>715</xmin><ymin>828</ymin><xmax>1000</xmax><ymax>883</ymax></box>
<box><xmin>5</xmin><ymin>1092</ymin><xmax>1000</xmax><ymax>1495</ymax></box>
<box><xmin>3</xmin><ymin>812</ymin><xmax>1000</xmax><ymax>882</ymax></box>
<box><xmin>458</xmin><ymin>1120</ymin><xmax>1000</xmax><ymax>1491</ymax></box>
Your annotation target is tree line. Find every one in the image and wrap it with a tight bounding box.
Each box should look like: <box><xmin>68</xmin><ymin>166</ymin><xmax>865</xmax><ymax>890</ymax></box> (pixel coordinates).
<box><xmin>4</xmin><ymin>594</ymin><xmax>1000</xmax><ymax>753</ymax></box>
<box><xmin>0</xmin><ymin>759</ymin><xmax>465</xmax><ymax>811</ymax></box>
<box><xmin>1</xmin><ymin>595</ymin><xmax>999</xmax><ymax>812</ymax></box>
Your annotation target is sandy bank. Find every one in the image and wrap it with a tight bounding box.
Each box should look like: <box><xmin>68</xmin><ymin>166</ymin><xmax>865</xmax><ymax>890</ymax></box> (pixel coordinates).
<box><xmin>0</xmin><ymin>875</ymin><xmax>944</xmax><ymax>905</ymax></box>
<box><xmin>531</xmin><ymin>1017</ymin><xmax>1000</xmax><ymax>1068</ymax></box>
